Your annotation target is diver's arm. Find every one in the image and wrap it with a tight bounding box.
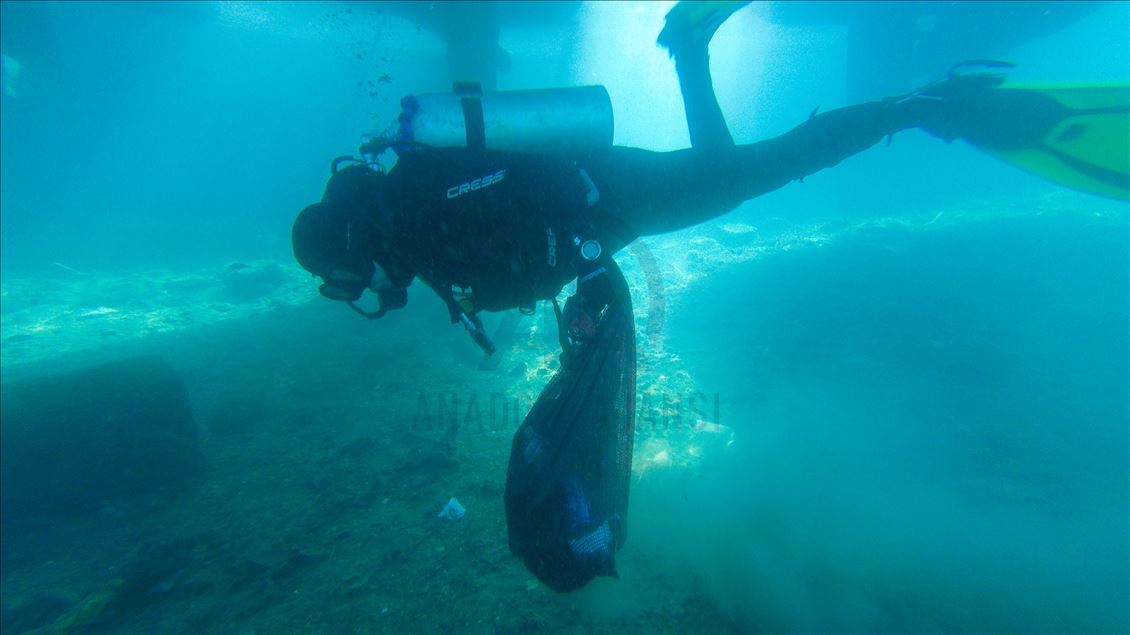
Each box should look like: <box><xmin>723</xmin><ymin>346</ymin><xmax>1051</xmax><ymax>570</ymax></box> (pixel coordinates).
<box><xmin>414</xmin><ymin>272</ymin><xmax>497</xmax><ymax>356</ymax></box>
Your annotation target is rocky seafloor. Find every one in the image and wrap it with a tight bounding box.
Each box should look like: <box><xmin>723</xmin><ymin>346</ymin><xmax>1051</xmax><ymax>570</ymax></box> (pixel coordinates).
<box><xmin>1</xmin><ymin>191</ymin><xmax>1125</xmax><ymax>633</ymax></box>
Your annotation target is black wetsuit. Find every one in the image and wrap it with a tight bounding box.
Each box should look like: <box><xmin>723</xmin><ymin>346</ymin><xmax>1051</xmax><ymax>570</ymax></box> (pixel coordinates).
<box><xmin>380</xmin><ymin>96</ymin><xmax>906</xmax><ymax>314</ymax></box>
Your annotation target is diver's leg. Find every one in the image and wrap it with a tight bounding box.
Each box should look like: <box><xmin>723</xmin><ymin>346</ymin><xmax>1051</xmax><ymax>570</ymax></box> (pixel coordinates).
<box><xmin>590</xmin><ymin>60</ymin><xmax>1018</xmax><ymax>248</ymax></box>
<box><xmin>671</xmin><ymin>45</ymin><xmax>734</xmax><ymax>149</ymax></box>
<box><xmin>589</xmin><ymin>99</ymin><xmax>910</xmax><ymax>247</ymax></box>
<box><xmin>658</xmin><ymin>1</ymin><xmax>751</xmax><ymax>149</ymax></box>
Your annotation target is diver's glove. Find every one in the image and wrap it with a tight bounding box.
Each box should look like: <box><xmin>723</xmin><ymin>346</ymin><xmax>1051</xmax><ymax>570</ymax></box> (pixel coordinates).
<box><xmin>562</xmin><ymin>294</ymin><xmax>598</xmax><ymax>349</ymax></box>
<box><xmin>887</xmin><ymin>60</ymin><xmax>1016</xmax><ymax>143</ymax></box>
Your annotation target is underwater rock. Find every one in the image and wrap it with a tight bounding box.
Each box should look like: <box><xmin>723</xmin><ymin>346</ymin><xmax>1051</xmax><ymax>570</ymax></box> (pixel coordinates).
<box><xmin>114</xmin><ymin>539</ymin><xmax>199</xmax><ymax>600</ymax></box>
<box><xmin>335</xmin><ymin>574</ymin><xmax>372</xmax><ymax>598</ymax></box>
<box><xmin>219</xmin><ymin>261</ymin><xmax>287</xmax><ymax>302</ymax></box>
<box><xmin>270</xmin><ymin>549</ymin><xmax>327</xmax><ymax>582</ymax></box>
<box><xmin>104</xmin><ymin>543</ymin><xmax>198</xmax><ymax>626</ymax></box>
<box><xmin>337</xmin><ymin>436</ymin><xmax>384</xmax><ymax>460</ymax></box>
<box><xmin>223</xmin><ymin>559</ymin><xmax>270</xmax><ymax>594</ymax></box>
<box><xmin>0</xmin><ymin>592</ymin><xmax>73</xmax><ymax>633</ymax></box>
<box><xmin>0</xmin><ymin>355</ymin><xmax>204</xmax><ymax>525</ymax></box>
<box><xmin>38</xmin><ymin>539</ymin><xmax>203</xmax><ymax>632</ymax></box>
<box><xmin>395</xmin><ymin>448</ymin><xmax>459</xmax><ymax>477</ymax></box>
<box><xmin>205</xmin><ymin>395</ymin><xmax>268</xmax><ymax>439</ymax></box>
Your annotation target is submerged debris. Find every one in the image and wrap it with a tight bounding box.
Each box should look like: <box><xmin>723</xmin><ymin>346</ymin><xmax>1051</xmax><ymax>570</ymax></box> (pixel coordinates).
<box><xmin>437</xmin><ymin>497</ymin><xmax>466</xmax><ymax>520</ymax></box>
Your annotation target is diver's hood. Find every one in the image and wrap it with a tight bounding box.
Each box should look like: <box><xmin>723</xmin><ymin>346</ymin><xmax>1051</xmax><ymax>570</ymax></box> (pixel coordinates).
<box><xmin>293</xmin><ymin>161</ymin><xmax>414</xmax><ymax>289</ymax></box>
<box><xmin>326</xmin><ymin>163</ymin><xmax>414</xmax><ymax>287</ymax></box>
<box><xmin>292</xmin><ymin>159</ymin><xmax>416</xmax><ymax>323</ymax></box>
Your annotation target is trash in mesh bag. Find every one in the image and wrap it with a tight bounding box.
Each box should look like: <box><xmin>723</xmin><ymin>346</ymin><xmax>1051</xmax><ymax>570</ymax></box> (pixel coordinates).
<box><xmin>504</xmin><ymin>258</ymin><xmax>636</xmax><ymax>592</ymax></box>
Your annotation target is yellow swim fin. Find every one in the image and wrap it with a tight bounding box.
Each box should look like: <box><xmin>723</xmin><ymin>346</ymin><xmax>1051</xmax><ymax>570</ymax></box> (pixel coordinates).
<box><xmin>974</xmin><ymin>84</ymin><xmax>1130</xmax><ymax>201</ymax></box>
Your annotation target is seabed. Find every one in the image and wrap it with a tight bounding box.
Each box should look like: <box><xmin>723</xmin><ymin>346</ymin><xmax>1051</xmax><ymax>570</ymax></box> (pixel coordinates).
<box><xmin>1</xmin><ymin>190</ymin><xmax>1126</xmax><ymax>633</ymax></box>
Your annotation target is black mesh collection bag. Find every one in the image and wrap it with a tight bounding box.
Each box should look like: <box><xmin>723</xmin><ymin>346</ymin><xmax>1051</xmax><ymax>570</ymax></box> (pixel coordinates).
<box><xmin>504</xmin><ymin>259</ymin><xmax>637</xmax><ymax>592</ymax></box>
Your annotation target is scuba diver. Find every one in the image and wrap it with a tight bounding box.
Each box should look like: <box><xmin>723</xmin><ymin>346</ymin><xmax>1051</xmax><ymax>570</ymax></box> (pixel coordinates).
<box><xmin>291</xmin><ymin>1</ymin><xmax>1128</xmax><ymax>592</ymax></box>
<box><xmin>292</xmin><ymin>2</ymin><xmax>1125</xmax><ymax>338</ymax></box>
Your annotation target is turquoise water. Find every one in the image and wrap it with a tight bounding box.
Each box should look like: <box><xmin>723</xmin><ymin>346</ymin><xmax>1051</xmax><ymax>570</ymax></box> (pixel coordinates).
<box><xmin>1</xmin><ymin>2</ymin><xmax>1127</xmax><ymax>633</ymax></box>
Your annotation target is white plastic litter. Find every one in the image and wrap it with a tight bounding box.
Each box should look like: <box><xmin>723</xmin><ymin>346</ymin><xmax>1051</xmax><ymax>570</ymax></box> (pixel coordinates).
<box><xmin>438</xmin><ymin>497</ymin><xmax>466</xmax><ymax>520</ymax></box>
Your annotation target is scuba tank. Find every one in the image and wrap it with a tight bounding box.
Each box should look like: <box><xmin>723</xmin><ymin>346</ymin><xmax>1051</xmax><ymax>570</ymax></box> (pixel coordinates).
<box><xmin>364</xmin><ymin>82</ymin><xmax>614</xmax><ymax>157</ymax></box>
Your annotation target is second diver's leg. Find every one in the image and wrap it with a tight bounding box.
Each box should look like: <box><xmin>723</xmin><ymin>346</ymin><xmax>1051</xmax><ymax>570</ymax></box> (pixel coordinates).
<box><xmin>671</xmin><ymin>45</ymin><xmax>734</xmax><ymax>149</ymax></box>
<box><xmin>584</xmin><ymin>0</ymin><xmax>752</xmax><ymax>251</ymax></box>
<box><xmin>658</xmin><ymin>1</ymin><xmax>751</xmax><ymax>149</ymax></box>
